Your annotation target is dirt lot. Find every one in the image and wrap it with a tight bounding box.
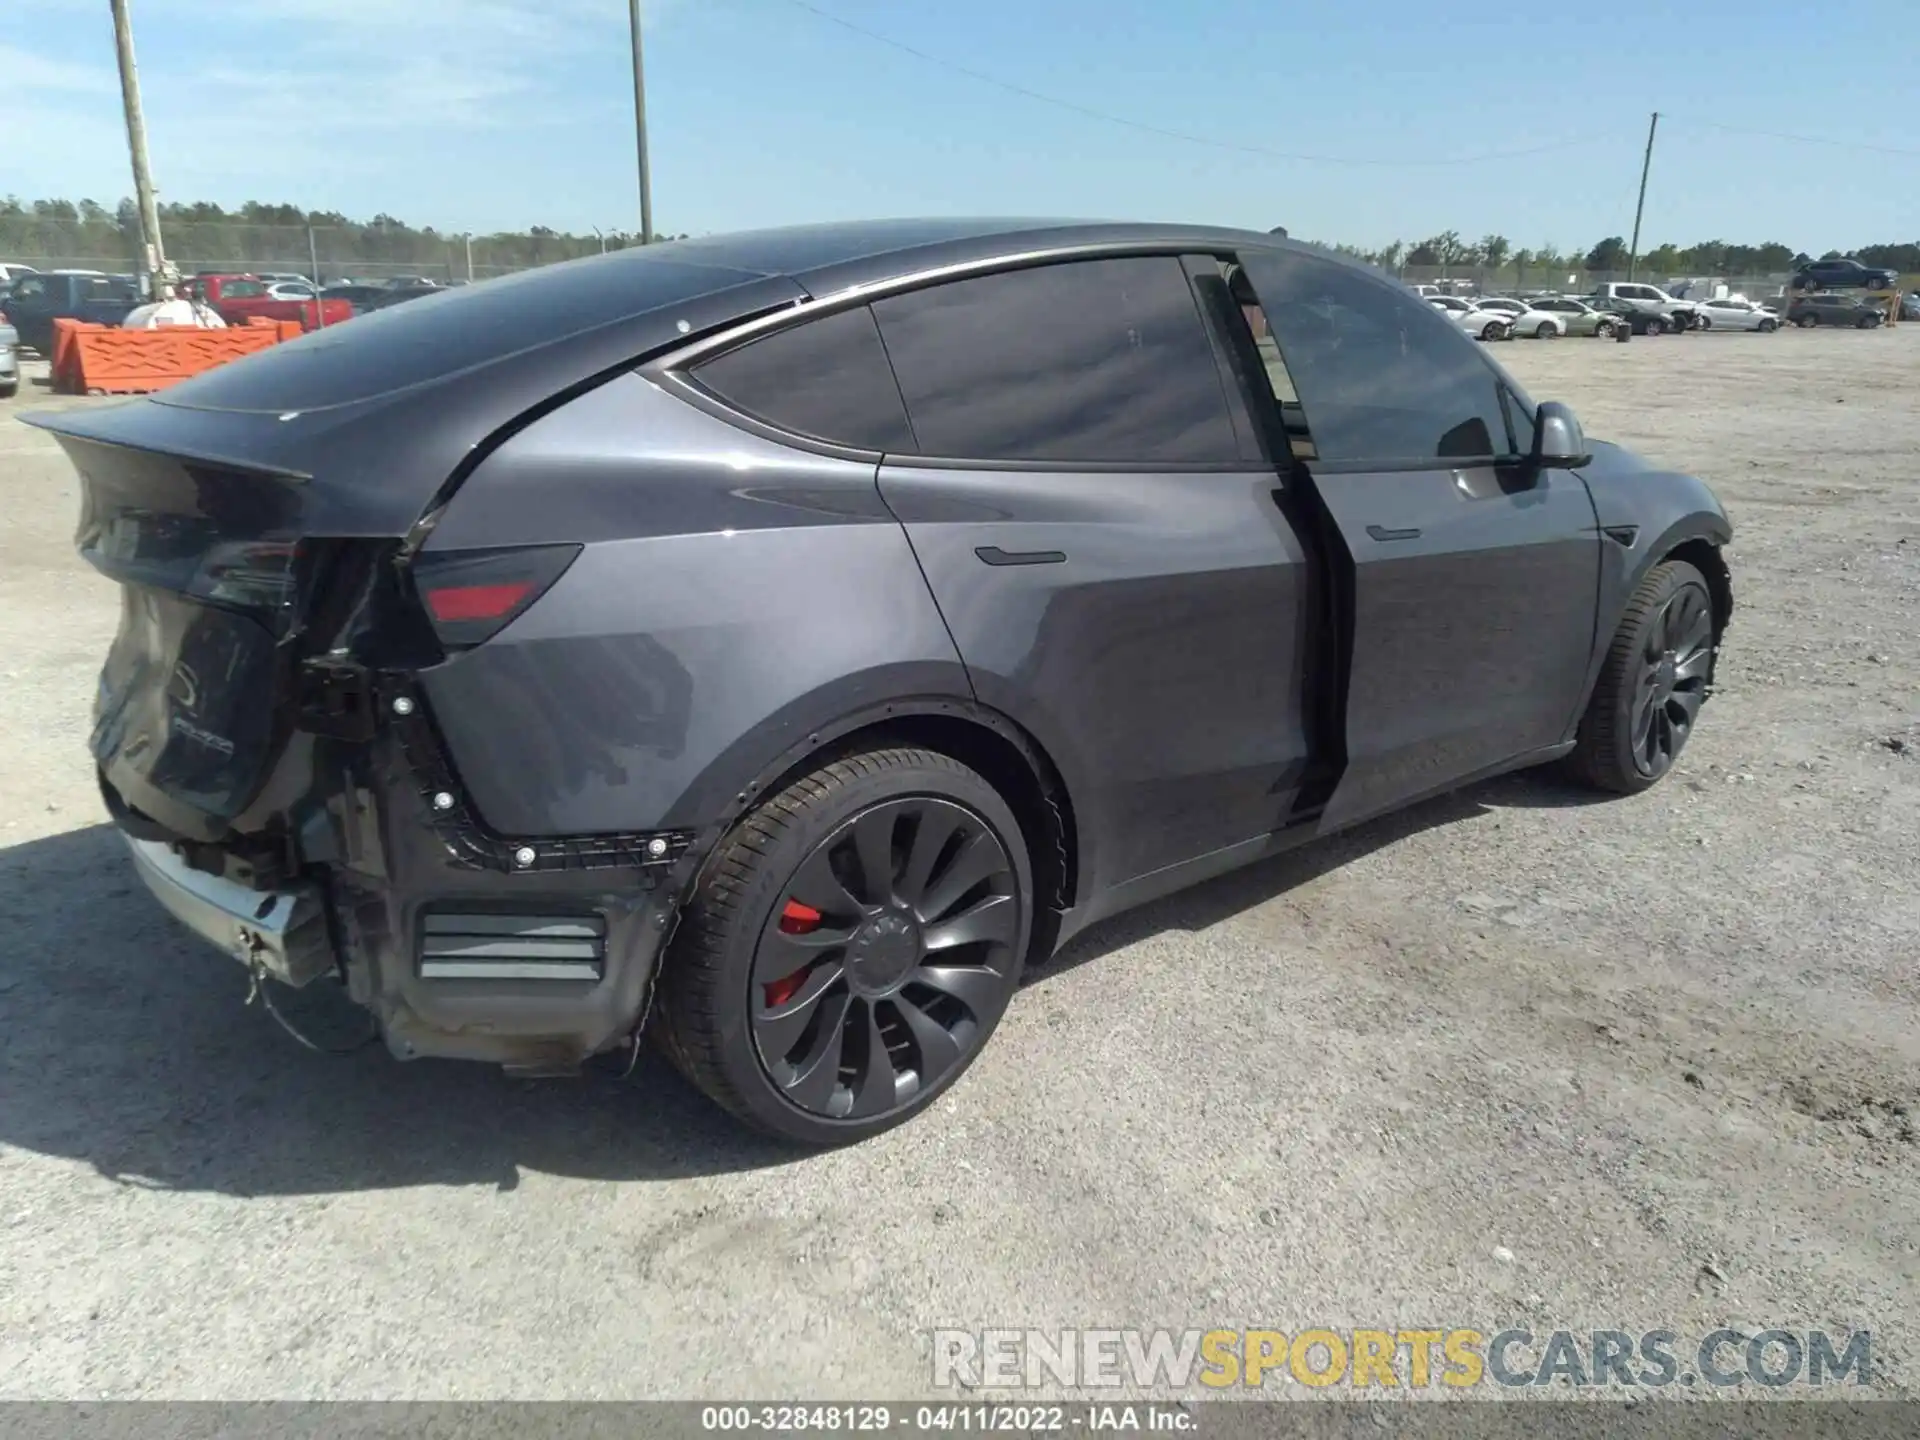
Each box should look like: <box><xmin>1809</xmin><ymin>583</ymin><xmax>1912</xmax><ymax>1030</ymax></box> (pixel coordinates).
<box><xmin>1</xmin><ymin>329</ymin><xmax>1916</xmax><ymax>1401</ymax></box>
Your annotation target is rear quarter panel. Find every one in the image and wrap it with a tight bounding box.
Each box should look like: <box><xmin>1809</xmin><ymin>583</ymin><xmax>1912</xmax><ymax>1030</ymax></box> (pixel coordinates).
<box><xmin>416</xmin><ymin>372</ymin><xmax>973</xmax><ymax>836</ymax></box>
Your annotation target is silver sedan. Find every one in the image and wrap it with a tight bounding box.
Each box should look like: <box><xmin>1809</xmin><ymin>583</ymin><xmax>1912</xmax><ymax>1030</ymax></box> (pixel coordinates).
<box><xmin>1689</xmin><ymin>297</ymin><xmax>1780</xmax><ymax>332</ymax></box>
<box><xmin>1428</xmin><ymin>295</ymin><xmax>1510</xmax><ymax>341</ymax></box>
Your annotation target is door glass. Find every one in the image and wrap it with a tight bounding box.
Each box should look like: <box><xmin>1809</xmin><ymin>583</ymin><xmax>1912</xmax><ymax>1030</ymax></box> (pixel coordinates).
<box><xmin>871</xmin><ymin>256</ymin><xmax>1239</xmax><ymax>463</ymax></box>
<box><xmin>691</xmin><ymin>304</ymin><xmax>914</xmax><ymax>452</ymax></box>
<box><xmin>1239</xmin><ymin>249</ymin><xmax>1515</xmax><ymax>463</ymax></box>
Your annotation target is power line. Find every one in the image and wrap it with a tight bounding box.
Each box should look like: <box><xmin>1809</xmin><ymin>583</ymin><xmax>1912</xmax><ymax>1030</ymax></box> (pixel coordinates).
<box><xmin>1663</xmin><ymin>116</ymin><xmax>1920</xmax><ymax>159</ymax></box>
<box><xmin>770</xmin><ymin>0</ymin><xmax>1621</xmax><ymax>168</ymax></box>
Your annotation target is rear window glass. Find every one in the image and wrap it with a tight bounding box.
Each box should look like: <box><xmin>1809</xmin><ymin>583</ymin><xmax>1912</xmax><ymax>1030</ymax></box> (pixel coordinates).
<box><xmin>150</xmin><ymin>254</ymin><xmax>770</xmax><ymax>413</ymax></box>
<box><xmin>871</xmin><ymin>256</ymin><xmax>1240</xmax><ymax>464</ymax></box>
<box><xmin>692</xmin><ymin>305</ymin><xmax>913</xmax><ymax>453</ymax></box>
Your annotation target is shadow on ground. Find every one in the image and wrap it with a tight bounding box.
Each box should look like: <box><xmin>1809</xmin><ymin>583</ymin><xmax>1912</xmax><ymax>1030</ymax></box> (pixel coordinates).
<box><xmin>0</xmin><ymin>772</ymin><xmax>1566</xmax><ymax>1197</ymax></box>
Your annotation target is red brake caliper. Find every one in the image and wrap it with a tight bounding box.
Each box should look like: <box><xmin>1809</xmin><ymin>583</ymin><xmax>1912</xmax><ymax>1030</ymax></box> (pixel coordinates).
<box><xmin>764</xmin><ymin>900</ymin><xmax>823</xmax><ymax>1007</ymax></box>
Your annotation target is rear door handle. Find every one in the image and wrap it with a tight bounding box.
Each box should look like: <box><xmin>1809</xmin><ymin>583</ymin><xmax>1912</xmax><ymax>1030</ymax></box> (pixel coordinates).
<box><xmin>975</xmin><ymin>546</ymin><xmax>1066</xmax><ymax>566</ymax></box>
<box><xmin>1365</xmin><ymin>524</ymin><xmax>1421</xmax><ymax>542</ymax></box>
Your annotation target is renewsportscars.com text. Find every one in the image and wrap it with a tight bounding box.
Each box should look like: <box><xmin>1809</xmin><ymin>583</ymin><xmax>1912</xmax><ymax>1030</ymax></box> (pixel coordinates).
<box><xmin>931</xmin><ymin>1327</ymin><xmax>1872</xmax><ymax>1391</ymax></box>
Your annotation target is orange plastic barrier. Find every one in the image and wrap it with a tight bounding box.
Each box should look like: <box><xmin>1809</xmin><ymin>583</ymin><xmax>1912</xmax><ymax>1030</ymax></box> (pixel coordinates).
<box><xmin>64</xmin><ymin>325</ymin><xmax>293</xmax><ymax>396</ymax></box>
<box><xmin>50</xmin><ymin>319</ymin><xmax>110</xmax><ymax>393</ymax></box>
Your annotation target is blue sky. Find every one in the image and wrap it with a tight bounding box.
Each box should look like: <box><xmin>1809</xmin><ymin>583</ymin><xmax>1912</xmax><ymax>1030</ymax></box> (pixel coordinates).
<box><xmin>10</xmin><ymin>0</ymin><xmax>1917</xmax><ymax>250</ymax></box>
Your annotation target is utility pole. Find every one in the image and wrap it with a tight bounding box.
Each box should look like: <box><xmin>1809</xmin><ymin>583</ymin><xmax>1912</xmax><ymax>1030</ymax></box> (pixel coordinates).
<box><xmin>1627</xmin><ymin>111</ymin><xmax>1659</xmax><ymax>283</ymax></box>
<box><xmin>629</xmin><ymin>0</ymin><xmax>654</xmax><ymax>243</ymax></box>
<box><xmin>110</xmin><ymin>0</ymin><xmax>172</xmax><ymax>300</ymax></box>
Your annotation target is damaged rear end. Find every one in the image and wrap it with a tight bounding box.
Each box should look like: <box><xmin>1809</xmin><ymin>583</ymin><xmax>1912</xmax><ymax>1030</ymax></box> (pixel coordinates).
<box><xmin>29</xmin><ymin>253</ymin><xmax>805</xmax><ymax>1071</ymax></box>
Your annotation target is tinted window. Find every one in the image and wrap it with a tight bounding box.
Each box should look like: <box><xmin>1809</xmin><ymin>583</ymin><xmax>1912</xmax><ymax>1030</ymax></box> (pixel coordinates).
<box><xmin>692</xmin><ymin>304</ymin><xmax>913</xmax><ymax>452</ymax></box>
<box><xmin>1242</xmin><ymin>249</ymin><xmax>1515</xmax><ymax>463</ymax></box>
<box><xmin>871</xmin><ymin>256</ymin><xmax>1238</xmax><ymax>464</ymax></box>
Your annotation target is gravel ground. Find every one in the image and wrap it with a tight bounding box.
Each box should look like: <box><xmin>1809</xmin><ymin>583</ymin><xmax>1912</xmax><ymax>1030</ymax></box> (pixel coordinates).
<box><xmin>1</xmin><ymin>328</ymin><xmax>1916</xmax><ymax>1401</ymax></box>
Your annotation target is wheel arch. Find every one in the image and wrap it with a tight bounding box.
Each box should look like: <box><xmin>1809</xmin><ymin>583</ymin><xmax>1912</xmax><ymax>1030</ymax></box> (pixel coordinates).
<box><xmin>667</xmin><ymin>694</ymin><xmax>1083</xmax><ymax>963</ymax></box>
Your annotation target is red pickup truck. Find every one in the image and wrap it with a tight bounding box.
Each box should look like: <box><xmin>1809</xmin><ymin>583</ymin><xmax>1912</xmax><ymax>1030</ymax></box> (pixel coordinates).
<box><xmin>184</xmin><ymin>274</ymin><xmax>354</xmax><ymax>330</ymax></box>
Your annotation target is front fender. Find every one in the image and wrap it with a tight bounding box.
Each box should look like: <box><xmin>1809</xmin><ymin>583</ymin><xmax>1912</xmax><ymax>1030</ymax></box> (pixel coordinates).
<box><xmin>1576</xmin><ymin>440</ymin><xmax>1734</xmax><ymax>707</ymax></box>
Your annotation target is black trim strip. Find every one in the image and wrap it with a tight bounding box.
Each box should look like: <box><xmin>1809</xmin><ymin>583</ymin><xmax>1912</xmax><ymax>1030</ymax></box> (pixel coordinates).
<box><xmin>976</xmin><ymin>546</ymin><xmax>1066</xmax><ymax>566</ymax></box>
<box><xmin>382</xmin><ymin>678</ymin><xmax>694</xmax><ymax>876</ymax></box>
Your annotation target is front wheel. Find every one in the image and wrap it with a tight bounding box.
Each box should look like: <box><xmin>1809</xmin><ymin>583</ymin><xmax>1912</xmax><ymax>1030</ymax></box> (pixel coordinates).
<box><xmin>654</xmin><ymin>746</ymin><xmax>1033</xmax><ymax>1145</ymax></box>
<box><xmin>1857</xmin><ymin>314</ymin><xmax>1877</xmax><ymax>329</ymax></box>
<box><xmin>1797</xmin><ymin>314</ymin><xmax>1819</xmax><ymax>328</ymax></box>
<box><xmin>1480</xmin><ymin>321</ymin><xmax>1504</xmax><ymax>341</ymax></box>
<box><xmin>1594</xmin><ymin>320</ymin><xmax>1617</xmax><ymax>339</ymax></box>
<box><xmin>1759</xmin><ymin>318</ymin><xmax>1777</xmax><ymax>333</ymax></box>
<box><xmin>1566</xmin><ymin>560</ymin><xmax>1716</xmax><ymax>794</ymax></box>
<box><xmin>1535</xmin><ymin>321</ymin><xmax>1557</xmax><ymax>339</ymax></box>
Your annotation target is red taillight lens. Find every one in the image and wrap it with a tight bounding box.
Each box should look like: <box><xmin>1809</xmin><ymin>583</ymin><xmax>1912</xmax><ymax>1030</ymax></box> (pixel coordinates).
<box><xmin>424</xmin><ymin>581</ymin><xmax>532</xmax><ymax>623</ymax></box>
<box><xmin>410</xmin><ymin>544</ymin><xmax>581</xmax><ymax>649</ymax></box>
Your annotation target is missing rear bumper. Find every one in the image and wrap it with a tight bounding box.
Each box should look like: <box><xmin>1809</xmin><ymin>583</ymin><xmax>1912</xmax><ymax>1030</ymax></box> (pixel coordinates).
<box><xmin>123</xmin><ymin>834</ymin><xmax>336</xmax><ymax>987</ymax></box>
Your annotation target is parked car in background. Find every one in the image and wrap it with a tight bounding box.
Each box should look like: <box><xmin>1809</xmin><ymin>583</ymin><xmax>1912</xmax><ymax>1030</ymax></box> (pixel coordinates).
<box><xmin>1521</xmin><ymin>296</ymin><xmax>1622</xmax><ymax>338</ymax></box>
<box><xmin>320</xmin><ymin>282</ymin><xmax>437</xmax><ymax>315</ymax></box>
<box><xmin>1429</xmin><ymin>294</ymin><xmax>1510</xmax><ymax>340</ymax></box>
<box><xmin>266</xmin><ymin>281</ymin><xmax>320</xmax><ymax>301</ymax></box>
<box><xmin>1474</xmin><ymin>296</ymin><xmax>1567</xmax><ymax>339</ymax></box>
<box><xmin>1690</xmin><ymin>296</ymin><xmax>1779</xmax><ymax>332</ymax></box>
<box><xmin>1897</xmin><ymin>292</ymin><xmax>1920</xmax><ymax>322</ymax></box>
<box><xmin>2</xmin><ymin>270</ymin><xmax>142</xmax><ymax>352</ymax></box>
<box><xmin>1586</xmin><ymin>291</ymin><xmax>1675</xmax><ymax>336</ymax></box>
<box><xmin>0</xmin><ymin>314</ymin><xmax>18</xmax><ymax>397</ymax></box>
<box><xmin>183</xmin><ymin>273</ymin><xmax>354</xmax><ymax>330</ymax></box>
<box><xmin>1790</xmin><ymin>258</ymin><xmax>1899</xmax><ymax>292</ymax></box>
<box><xmin>27</xmin><ymin>219</ymin><xmax>1734</xmax><ymax>1144</ymax></box>
<box><xmin>1588</xmin><ymin>281</ymin><xmax>1701</xmax><ymax>331</ymax></box>
<box><xmin>1787</xmin><ymin>293</ymin><xmax>1885</xmax><ymax>328</ymax></box>
<box><xmin>256</xmin><ymin>272</ymin><xmax>315</xmax><ymax>287</ymax></box>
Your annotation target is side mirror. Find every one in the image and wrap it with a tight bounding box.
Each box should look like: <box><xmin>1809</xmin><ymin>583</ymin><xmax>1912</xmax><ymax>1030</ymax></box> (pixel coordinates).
<box><xmin>1532</xmin><ymin>401</ymin><xmax>1591</xmax><ymax>469</ymax></box>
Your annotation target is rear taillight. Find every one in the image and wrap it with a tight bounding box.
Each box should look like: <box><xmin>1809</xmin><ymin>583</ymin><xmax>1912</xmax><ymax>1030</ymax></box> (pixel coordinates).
<box><xmin>411</xmin><ymin>544</ymin><xmax>581</xmax><ymax>648</ymax></box>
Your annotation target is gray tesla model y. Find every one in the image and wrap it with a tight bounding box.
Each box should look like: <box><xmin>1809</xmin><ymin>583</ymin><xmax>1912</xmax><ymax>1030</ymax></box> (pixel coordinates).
<box><xmin>29</xmin><ymin>219</ymin><xmax>1732</xmax><ymax>1144</ymax></box>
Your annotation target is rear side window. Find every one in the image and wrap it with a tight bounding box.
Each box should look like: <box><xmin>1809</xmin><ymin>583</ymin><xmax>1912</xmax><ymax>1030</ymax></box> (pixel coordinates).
<box><xmin>691</xmin><ymin>304</ymin><xmax>913</xmax><ymax>452</ymax></box>
<box><xmin>1239</xmin><ymin>248</ymin><xmax>1516</xmax><ymax>464</ymax></box>
<box><xmin>871</xmin><ymin>256</ymin><xmax>1240</xmax><ymax>464</ymax></box>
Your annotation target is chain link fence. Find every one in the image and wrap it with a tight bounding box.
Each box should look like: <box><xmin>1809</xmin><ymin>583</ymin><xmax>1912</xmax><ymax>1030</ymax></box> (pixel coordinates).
<box><xmin>2</xmin><ymin>221</ymin><xmax>635</xmax><ymax>286</ymax></box>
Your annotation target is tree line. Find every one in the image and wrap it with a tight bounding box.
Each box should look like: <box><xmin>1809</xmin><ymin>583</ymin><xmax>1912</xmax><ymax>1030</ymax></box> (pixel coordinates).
<box><xmin>5</xmin><ymin>198</ymin><xmax>1917</xmax><ymax>278</ymax></box>
<box><xmin>1315</xmin><ymin>230</ymin><xmax>1920</xmax><ymax>277</ymax></box>
<box><xmin>0</xmin><ymin>197</ymin><xmax>683</xmax><ymax>272</ymax></box>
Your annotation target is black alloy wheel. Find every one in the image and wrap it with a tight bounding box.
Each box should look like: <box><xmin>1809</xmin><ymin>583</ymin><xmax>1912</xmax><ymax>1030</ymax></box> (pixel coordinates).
<box><xmin>748</xmin><ymin>795</ymin><xmax>1020</xmax><ymax>1120</ymax></box>
<box><xmin>1695</xmin><ymin>313</ymin><xmax>1712</xmax><ymax>330</ymax></box>
<box><xmin>654</xmin><ymin>747</ymin><xmax>1033</xmax><ymax>1145</ymax></box>
<box><xmin>1627</xmin><ymin>581</ymin><xmax>1714</xmax><ymax>779</ymax></box>
<box><xmin>1567</xmin><ymin>560</ymin><xmax>1716</xmax><ymax>794</ymax></box>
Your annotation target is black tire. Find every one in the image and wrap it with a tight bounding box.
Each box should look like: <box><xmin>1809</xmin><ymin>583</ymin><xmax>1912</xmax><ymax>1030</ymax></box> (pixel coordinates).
<box><xmin>1594</xmin><ymin>320</ymin><xmax>1616</xmax><ymax>339</ymax></box>
<box><xmin>1694</xmin><ymin>313</ymin><xmax>1712</xmax><ymax>331</ymax></box>
<box><xmin>1480</xmin><ymin>321</ymin><xmax>1504</xmax><ymax>341</ymax></box>
<box><xmin>1535</xmin><ymin>321</ymin><xmax>1557</xmax><ymax>339</ymax></box>
<box><xmin>1646</xmin><ymin>316</ymin><xmax>1667</xmax><ymax>336</ymax></box>
<box><xmin>1759</xmin><ymin>318</ymin><xmax>1776</xmax><ymax>333</ymax></box>
<box><xmin>653</xmin><ymin>746</ymin><xmax>1033</xmax><ymax>1145</ymax></box>
<box><xmin>1856</xmin><ymin>314</ymin><xmax>1876</xmax><ymax>329</ymax></box>
<box><xmin>0</xmin><ymin>382</ymin><xmax>16</xmax><ymax>399</ymax></box>
<box><xmin>1566</xmin><ymin>560</ymin><xmax>1716</xmax><ymax>795</ymax></box>
<box><xmin>1797</xmin><ymin>313</ymin><xmax>1819</xmax><ymax>328</ymax></box>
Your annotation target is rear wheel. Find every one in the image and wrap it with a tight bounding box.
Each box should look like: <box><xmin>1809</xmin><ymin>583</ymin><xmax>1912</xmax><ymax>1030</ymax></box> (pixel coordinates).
<box><xmin>1694</xmin><ymin>313</ymin><xmax>1712</xmax><ymax>331</ymax></box>
<box><xmin>654</xmin><ymin>747</ymin><xmax>1033</xmax><ymax>1145</ymax></box>
<box><xmin>1566</xmin><ymin>560</ymin><xmax>1715</xmax><ymax>795</ymax></box>
<box><xmin>1645</xmin><ymin>316</ymin><xmax>1667</xmax><ymax>336</ymax></box>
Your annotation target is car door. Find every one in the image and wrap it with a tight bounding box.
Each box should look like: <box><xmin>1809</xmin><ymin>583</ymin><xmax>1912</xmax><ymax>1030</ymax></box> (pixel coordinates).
<box><xmin>867</xmin><ymin>254</ymin><xmax>1319</xmax><ymax>901</ymax></box>
<box><xmin>1232</xmin><ymin>246</ymin><xmax>1601</xmax><ymax>832</ymax></box>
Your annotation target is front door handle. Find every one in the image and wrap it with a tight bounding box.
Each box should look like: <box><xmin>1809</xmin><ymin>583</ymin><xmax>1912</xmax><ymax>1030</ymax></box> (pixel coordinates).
<box><xmin>1365</xmin><ymin>524</ymin><xmax>1421</xmax><ymax>542</ymax></box>
<box><xmin>975</xmin><ymin>546</ymin><xmax>1066</xmax><ymax>567</ymax></box>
